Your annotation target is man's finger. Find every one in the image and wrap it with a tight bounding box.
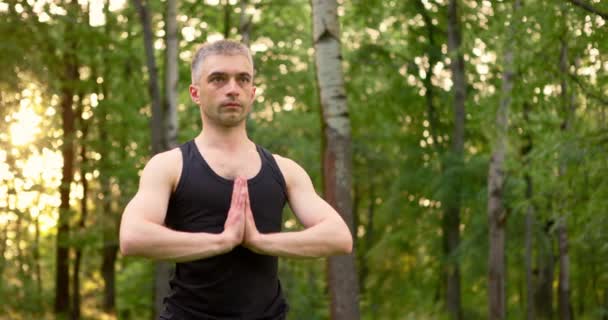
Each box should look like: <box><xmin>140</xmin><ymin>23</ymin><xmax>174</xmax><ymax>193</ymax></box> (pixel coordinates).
<box><xmin>238</xmin><ymin>179</ymin><xmax>248</xmax><ymax>210</ymax></box>
<box><xmin>230</xmin><ymin>177</ymin><xmax>242</xmax><ymax>206</ymax></box>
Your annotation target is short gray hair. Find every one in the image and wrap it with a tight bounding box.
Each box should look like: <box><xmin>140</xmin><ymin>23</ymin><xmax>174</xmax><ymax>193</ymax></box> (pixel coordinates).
<box><xmin>191</xmin><ymin>40</ymin><xmax>254</xmax><ymax>84</ymax></box>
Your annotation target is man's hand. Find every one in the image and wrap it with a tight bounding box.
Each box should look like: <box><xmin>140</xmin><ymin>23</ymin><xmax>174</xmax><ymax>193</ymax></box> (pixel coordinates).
<box><xmin>243</xmin><ymin>181</ymin><xmax>262</xmax><ymax>253</ymax></box>
<box><xmin>222</xmin><ymin>177</ymin><xmax>247</xmax><ymax>251</ymax></box>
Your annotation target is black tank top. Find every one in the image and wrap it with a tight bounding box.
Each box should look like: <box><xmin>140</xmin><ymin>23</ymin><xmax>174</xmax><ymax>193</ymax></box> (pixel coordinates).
<box><xmin>161</xmin><ymin>140</ymin><xmax>288</xmax><ymax>320</ymax></box>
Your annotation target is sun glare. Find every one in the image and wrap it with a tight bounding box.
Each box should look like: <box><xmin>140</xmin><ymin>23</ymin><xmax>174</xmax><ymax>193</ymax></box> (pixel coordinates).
<box><xmin>9</xmin><ymin>105</ymin><xmax>41</xmax><ymax>146</ymax></box>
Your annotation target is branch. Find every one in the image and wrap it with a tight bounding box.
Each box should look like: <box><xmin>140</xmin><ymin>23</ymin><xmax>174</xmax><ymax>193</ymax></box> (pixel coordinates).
<box><xmin>569</xmin><ymin>73</ymin><xmax>608</xmax><ymax>105</ymax></box>
<box><xmin>567</xmin><ymin>0</ymin><xmax>608</xmax><ymax>20</ymax></box>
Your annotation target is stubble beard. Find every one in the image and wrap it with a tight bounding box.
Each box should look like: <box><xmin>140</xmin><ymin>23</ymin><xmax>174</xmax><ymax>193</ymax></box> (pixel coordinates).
<box><xmin>202</xmin><ymin>103</ymin><xmax>250</xmax><ymax>128</ymax></box>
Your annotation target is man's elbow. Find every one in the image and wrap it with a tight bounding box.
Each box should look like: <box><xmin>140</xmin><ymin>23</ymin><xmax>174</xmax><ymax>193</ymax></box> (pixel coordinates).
<box><xmin>119</xmin><ymin>231</ymin><xmax>138</xmax><ymax>257</ymax></box>
<box><xmin>343</xmin><ymin>233</ymin><xmax>353</xmax><ymax>254</ymax></box>
<box><xmin>334</xmin><ymin>229</ymin><xmax>353</xmax><ymax>255</ymax></box>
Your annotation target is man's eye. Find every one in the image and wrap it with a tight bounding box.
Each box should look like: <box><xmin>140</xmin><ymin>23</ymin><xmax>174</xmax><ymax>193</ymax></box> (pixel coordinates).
<box><xmin>239</xmin><ymin>77</ymin><xmax>251</xmax><ymax>83</ymax></box>
<box><xmin>211</xmin><ymin>77</ymin><xmax>225</xmax><ymax>83</ymax></box>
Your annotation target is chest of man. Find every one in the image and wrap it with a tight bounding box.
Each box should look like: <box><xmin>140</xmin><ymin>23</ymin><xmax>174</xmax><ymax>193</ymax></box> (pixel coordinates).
<box><xmin>201</xmin><ymin>148</ymin><xmax>262</xmax><ymax>180</ymax></box>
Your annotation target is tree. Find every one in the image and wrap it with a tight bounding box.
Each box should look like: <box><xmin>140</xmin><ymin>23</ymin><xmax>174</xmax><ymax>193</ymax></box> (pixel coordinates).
<box><xmin>55</xmin><ymin>5</ymin><xmax>81</xmax><ymax>315</ymax></box>
<box><xmin>557</xmin><ymin>32</ymin><xmax>574</xmax><ymax>320</ymax></box>
<box><xmin>487</xmin><ymin>1</ymin><xmax>520</xmax><ymax>319</ymax></box>
<box><xmin>165</xmin><ymin>0</ymin><xmax>179</xmax><ymax>149</ymax></box>
<box><xmin>132</xmin><ymin>0</ymin><xmax>171</xmax><ymax>317</ymax></box>
<box><xmin>444</xmin><ymin>0</ymin><xmax>465</xmax><ymax>318</ymax></box>
<box><xmin>311</xmin><ymin>0</ymin><xmax>360</xmax><ymax>319</ymax></box>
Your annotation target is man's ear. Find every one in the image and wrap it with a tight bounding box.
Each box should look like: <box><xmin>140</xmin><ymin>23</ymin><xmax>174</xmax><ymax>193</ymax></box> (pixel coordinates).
<box><xmin>251</xmin><ymin>86</ymin><xmax>257</xmax><ymax>99</ymax></box>
<box><xmin>189</xmin><ymin>84</ymin><xmax>200</xmax><ymax>104</ymax></box>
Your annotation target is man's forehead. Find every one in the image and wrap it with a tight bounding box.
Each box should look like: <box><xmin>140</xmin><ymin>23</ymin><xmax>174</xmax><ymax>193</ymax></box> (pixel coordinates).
<box><xmin>202</xmin><ymin>54</ymin><xmax>253</xmax><ymax>75</ymax></box>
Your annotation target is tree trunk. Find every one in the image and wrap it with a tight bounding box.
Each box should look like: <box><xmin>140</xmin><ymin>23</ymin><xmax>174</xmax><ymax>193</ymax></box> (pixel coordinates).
<box><xmin>223</xmin><ymin>0</ymin><xmax>232</xmax><ymax>39</ymax></box>
<box><xmin>557</xmin><ymin>222</ymin><xmax>573</xmax><ymax>320</ymax></box>
<box><xmin>133</xmin><ymin>0</ymin><xmax>165</xmax><ymax>155</ymax></box>
<box><xmin>445</xmin><ymin>0</ymin><xmax>466</xmax><ymax>318</ymax></box>
<box><xmin>71</xmin><ymin>123</ymin><xmax>90</xmax><ymax>320</ymax></box>
<box><xmin>487</xmin><ymin>2</ymin><xmax>519</xmax><ymax>319</ymax></box>
<box><xmin>535</xmin><ymin>220</ymin><xmax>554</xmax><ymax>320</ymax></box>
<box><xmin>99</xmin><ymin>100</ymin><xmax>119</xmax><ymax>315</ymax></box>
<box><xmin>557</xmin><ymin>37</ymin><xmax>574</xmax><ymax>320</ymax></box>
<box><xmin>101</xmin><ymin>242</ymin><xmax>118</xmax><ymax>313</ymax></box>
<box><xmin>311</xmin><ymin>1</ymin><xmax>360</xmax><ymax>319</ymax></box>
<box><xmin>165</xmin><ymin>0</ymin><xmax>179</xmax><ymax>149</ymax></box>
<box><xmin>99</xmin><ymin>128</ymin><xmax>118</xmax><ymax>314</ymax></box>
<box><xmin>133</xmin><ymin>1</ymin><xmax>172</xmax><ymax>317</ymax></box>
<box><xmin>417</xmin><ymin>2</ymin><xmax>453</xmax><ymax>310</ymax></box>
<box><xmin>416</xmin><ymin>0</ymin><xmax>442</xmax><ymax>155</ymax></box>
<box><xmin>71</xmin><ymin>243</ymin><xmax>83</xmax><ymax>320</ymax></box>
<box><xmin>55</xmin><ymin>35</ymin><xmax>79</xmax><ymax>316</ymax></box>
<box><xmin>238</xmin><ymin>0</ymin><xmax>252</xmax><ymax>45</ymax></box>
<box><xmin>523</xmin><ymin>102</ymin><xmax>535</xmax><ymax>320</ymax></box>
<box><xmin>99</xmin><ymin>4</ymin><xmax>118</xmax><ymax>313</ymax></box>
<box><xmin>153</xmin><ymin>1</ymin><xmax>181</xmax><ymax>317</ymax></box>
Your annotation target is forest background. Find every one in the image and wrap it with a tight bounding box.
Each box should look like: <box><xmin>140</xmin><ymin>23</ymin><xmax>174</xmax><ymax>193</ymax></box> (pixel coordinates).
<box><xmin>0</xmin><ymin>0</ymin><xmax>606</xmax><ymax>319</ymax></box>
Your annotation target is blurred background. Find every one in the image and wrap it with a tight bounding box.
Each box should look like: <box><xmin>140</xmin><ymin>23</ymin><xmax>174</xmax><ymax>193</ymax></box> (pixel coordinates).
<box><xmin>0</xmin><ymin>0</ymin><xmax>606</xmax><ymax>319</ymax></box>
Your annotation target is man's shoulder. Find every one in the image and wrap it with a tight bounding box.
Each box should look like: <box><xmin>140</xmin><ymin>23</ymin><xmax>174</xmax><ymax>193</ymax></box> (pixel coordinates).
<box><xmin>142</xmin><ymin>147</ymin><xmax>183</xmax><ymax>183</ymax></box>
<box><xmin>264</xmin><ymin>153</ymin><xmax>310</xmax><ymax>187</ymax></box>
<box><xmin>149</xmin><ymin>146</ymin><xmax>182</xmax><ymax>165</ymax></box>
<box><xmin>265</xmin><ymin>152</ymin><xmax>293</xmax><ymax>170</ymax></box>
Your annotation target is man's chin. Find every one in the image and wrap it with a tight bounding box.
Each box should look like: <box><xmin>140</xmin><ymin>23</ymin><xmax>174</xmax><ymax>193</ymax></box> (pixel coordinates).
<box><xmin>218</xmin><ymin>115</ymin><xmax>246</xmax><ymax>127</ymax></box>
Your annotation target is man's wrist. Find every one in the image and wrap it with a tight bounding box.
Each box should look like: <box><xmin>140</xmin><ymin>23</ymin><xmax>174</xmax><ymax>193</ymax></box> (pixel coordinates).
<box><xmin>244</xmin><ymin>232</ymin><xmax>265</xmax><ymax>254</ymax></box>
<box><xmin>217</xmin><ymin>231</ymin><xmax>238</xmax><ymax>254</ymax></box>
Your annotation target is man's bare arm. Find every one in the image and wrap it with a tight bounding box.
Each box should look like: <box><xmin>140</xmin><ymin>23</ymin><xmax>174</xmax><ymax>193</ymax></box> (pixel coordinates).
<box><xmin>119</xmin><ymin>150</ymin><xmax>246</xmax><ymax>262</ymax></box>
<box><xmin>243</xmin><ymin>156</ymin><xmax>353</xmax><ymax>258</ymax></box>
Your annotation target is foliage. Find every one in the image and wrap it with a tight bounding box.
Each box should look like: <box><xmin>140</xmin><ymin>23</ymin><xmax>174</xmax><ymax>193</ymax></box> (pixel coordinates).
<box><xmin>0</xmin><ymin>0</ymin><xmax>606</xmax><ymax>319</ymax></box>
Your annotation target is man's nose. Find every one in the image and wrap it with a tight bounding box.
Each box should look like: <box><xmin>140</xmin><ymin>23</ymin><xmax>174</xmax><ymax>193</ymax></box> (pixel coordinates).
<box><xmin>226</xmin><ymin>78</ymin><xmax>240</xmax><ymax>97</ymax></box>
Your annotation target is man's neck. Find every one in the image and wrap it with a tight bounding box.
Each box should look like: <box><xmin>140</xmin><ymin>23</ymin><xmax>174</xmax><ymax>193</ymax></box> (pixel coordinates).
<box><xmin>196</xmin><ymin>122</ymin><xmax>252</xmax><ymax>152</ymax></box>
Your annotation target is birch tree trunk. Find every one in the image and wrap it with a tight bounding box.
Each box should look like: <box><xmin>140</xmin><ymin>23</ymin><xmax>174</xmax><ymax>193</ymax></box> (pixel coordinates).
<box><xmin>311</xmin><ymin>1</ymin><xmax>360</xmax><ymax>319</ymax></box>
<box><xmin>487</xmin><ymin>2</ymin><xmax>519</xmax><ymax>319</ymax></box>
<box><xmin>445</xmin><ymin>1</ymin><xmax>465</xmax><ymax>318</ymax></box>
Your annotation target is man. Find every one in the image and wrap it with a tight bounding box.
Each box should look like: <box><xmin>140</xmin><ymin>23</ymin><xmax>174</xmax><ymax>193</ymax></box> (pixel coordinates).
<box><xmin>119</xmin><ymin>39</ymin><xmax>353</xmax><ymax>320</ymax></box>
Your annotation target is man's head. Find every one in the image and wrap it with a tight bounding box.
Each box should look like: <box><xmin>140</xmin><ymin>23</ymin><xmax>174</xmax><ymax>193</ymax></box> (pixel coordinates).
<box><xmin>191</xmin><ymin>40</ymin><xmax>254</xmax><ymax>84</ymax></box>
<box><xmin>189</xmin><ymin>40</ymin><xmax>256</xmax><ymax>128</ymax></box>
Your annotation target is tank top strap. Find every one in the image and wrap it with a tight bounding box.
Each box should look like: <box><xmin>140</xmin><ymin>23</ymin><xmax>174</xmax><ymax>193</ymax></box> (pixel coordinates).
<box><xmin>180</xmin><ymin>139</ymin><xmax>201</xmax><ymax>167</ymax></box>
<box><xmin>181</xmin><ymin>140</ymin><xmax>195</xmax><ymax>159</ymax></box>
<box><xmin>169</xmin><ymin>140</ymin><xmax>195</xmax><ymax>197</ymax></box>
<box><xmin>257</xmin><ymin>145</ymin><xmax>287</xmax><ymax>198</ymax></box>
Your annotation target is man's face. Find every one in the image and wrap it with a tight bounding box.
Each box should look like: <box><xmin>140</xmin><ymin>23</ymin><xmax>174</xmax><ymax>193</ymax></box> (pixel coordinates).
<box><xmin>189</xmin><ymin>54</ymin><xmax>256</xmax><ymax>127</ymax></box>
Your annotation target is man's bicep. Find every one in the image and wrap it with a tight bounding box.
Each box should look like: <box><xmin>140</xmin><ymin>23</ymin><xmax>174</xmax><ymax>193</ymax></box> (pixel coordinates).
<box><xmin>282</xmin><ymin>158</ymin><xmax>337</xmax><ymax>228</ymax></box>
<box><xmin>123</xmin><ymin>156</ymin><xmax>174</xmax><ymax>226</ymax></box>
<box><xmin>287</xmin><ymin>189</ymin><xmax>336</xmax><ymax>228</ymax></box>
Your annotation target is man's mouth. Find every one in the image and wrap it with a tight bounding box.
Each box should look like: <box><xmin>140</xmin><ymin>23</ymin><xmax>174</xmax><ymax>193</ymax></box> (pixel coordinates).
<box><xmin>221</xmin><ymin>102</ymin><xmax>241</xmax><ymax>108</ymax></box>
